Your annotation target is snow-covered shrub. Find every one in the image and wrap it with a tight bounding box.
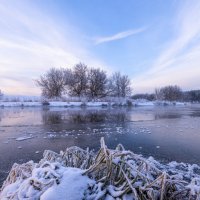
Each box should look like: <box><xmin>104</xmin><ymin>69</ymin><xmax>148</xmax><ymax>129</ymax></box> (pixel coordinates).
<box><xmin>42</xmin><ymin>101</ymin><xmax>50</xmax><ymax>106</ymax></box>
<box><xmin>1</xmin><ymin>138</ymin><xmax>200</xmax><ymax>200</ymax></box>
<box><xmin>126</xmin><ymin>99</ymin><xmax>133</xmax><ymax>106</ymax></box>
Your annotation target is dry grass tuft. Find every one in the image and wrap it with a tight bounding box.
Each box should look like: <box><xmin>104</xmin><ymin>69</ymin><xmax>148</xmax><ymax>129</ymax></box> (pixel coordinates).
<box><xmin>1</xmin><ymin>138</ymin><xmax>200</xmax><ymax>199</ymax></box>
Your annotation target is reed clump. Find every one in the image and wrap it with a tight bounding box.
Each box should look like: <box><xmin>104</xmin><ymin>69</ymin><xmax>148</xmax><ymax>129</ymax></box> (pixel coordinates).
<box><xmin>1</xmin><ymin>138</ymin><xmax>200</xmax><ymax>199</ymax></box>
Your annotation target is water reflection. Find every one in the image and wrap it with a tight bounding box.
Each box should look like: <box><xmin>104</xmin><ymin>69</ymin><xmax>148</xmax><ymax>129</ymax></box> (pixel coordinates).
<box><xmin>190</xmin><ymin>111</ymin><xmax>200</xmax><ymax>117</ymax></box>
<box><xmin>41</xmin><ymin>107</ymin><xmax>184</xmax><ymax>125</ymax></box>
<box><xmin>42</xmin><ymin>108</ymin><xmax>130</xmax><ymax>124</ymax></box>
<box><xmin>154</xmin><ymin>113</ymin><xmax>182</xmax><ymax>120</ymax></box>
<box><xmin>42</xmin><ymin>110</ymin><xmax>63</xmax><ymax>124</ymax></box>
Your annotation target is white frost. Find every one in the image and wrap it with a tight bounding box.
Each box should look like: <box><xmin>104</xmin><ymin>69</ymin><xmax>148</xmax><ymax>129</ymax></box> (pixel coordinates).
<box><xmin>41</xmin><ymin>168</ymin><xmax>94</xmax><ymax>200</ymax></box>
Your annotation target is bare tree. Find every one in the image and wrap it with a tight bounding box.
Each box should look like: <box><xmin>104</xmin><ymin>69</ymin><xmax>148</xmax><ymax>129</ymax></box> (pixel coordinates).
<box><xmin>155</xmin><ymin>88</ymin><xmax>164</xmax><ymax>100</ymax></box>
<box><xmin>132</xmin><ymin>93</ymin><xmax>155</xmax><ymax>101</ymax></box>
<box><xmin>120</xmin><ymin>75</ymin><xmax>131</xmax><ymax>97</ymax></box>
<box><xmin>163</xmin><ymin>85</ymin><xmax>182</xmax><ymax>101</ymax></box>
<box><xmin>63</xmin><ymin>68</ymin><xmax>73</xmax><ymax>86</ymax></box>
<box><xmin>186</xmin><ymin>90</ymin><xmax>200</xmax><ymax>102</ymax></box>
<box><xmin>179</xmin><ymin>90</ymin><xmax>200</xmax><ymax>102</ymax></box>
<box><xmin>36</xmin><ymin>63</ymin><xmax>133</xmax><ymax>100</ymax></box>
<box><xmin>155</xmin><ymin>85</ymin><xmax>182</xmax><ymax>101</ymax></box>
<box><xmin>36</xmin><ymin>68</ymin><xmax>66</xmax><ymax>98</ymax></box>
<box><xmin>87</xmin><ymin>68</ymin><xmax>107</xmax><ymax>99</ymax></box>
<box><xmin>108</xmin><ymin>72</ymin><xmax>132</xmax><ymax>97</ymax></box>
<box><xmin>108</xmin><ymin>72</ymin><xmax>121</xmax><ymax>97</ymax></box>
<box><xmin>0</xmin><ymin>90</ymin><xmax>3</xmax><ymax>100</ymax></box>
<box><xmin>68</xmin><ymin>63</ymin><xmax>88</xmax><ymax>97</ymax></box>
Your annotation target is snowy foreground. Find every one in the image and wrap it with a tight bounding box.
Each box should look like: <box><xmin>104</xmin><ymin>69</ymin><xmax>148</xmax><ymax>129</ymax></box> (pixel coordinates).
<box><xmin>1</xmin><ymin>138</ymin><xmax>200</xmax><ymax>200</ymax></box>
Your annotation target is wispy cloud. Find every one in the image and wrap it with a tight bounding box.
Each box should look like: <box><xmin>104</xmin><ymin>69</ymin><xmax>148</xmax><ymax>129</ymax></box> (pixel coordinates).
<box><xmin>0</xmin><ymin>0</ymin><xmax>111</xmax><ymax>95</ymax></box>
<box><xmin>94</xmin><ymin>27</ymin><xmax>146</xmax><ymax>45</ymax></box>
<box><xmin>133</xmin><ymin>0</ymin><xmax>200</xmax><ymax>92</ymax></box>
<box><xmin>151</xmin><ymin>0</ymin><xmax>200</xmax><ymax>74</ymax></box>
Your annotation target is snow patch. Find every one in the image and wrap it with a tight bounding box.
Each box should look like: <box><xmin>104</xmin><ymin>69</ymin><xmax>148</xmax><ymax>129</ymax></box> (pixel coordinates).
<box><xmin>16</xmin><ymin>136</ymin><xmax>34</xmax><ymax>141</ymax></box>
<box><xmin>41</xmin><ymin>168</ymin><xmax>94</xmax><ymax>200</ymax></box>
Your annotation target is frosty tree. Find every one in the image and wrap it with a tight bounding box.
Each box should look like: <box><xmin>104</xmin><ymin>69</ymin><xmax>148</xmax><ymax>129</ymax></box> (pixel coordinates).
<box><xmin>108</xmin><ymin>72</ymin><xmax>132</xmax><ymax>97</ymax></box>
<box><xmin>0</xmin><ymin>90</ymin><xmax>3</xmax><ymax>100</ymax></box>
<box><xmin>87</xmin><ymin>68</ymin><xmax>107</xmax><ymax>99</ymax></box>
<box><xmin>67</xmin><ymin>63</ymin><xmax>88</xmax><ymax>97</ymax></box>
<box><xmin>36</xmin><ymin>64</ymin><xmax>133</xmax><ymax>99</ymax></box>
<box><xmin>155</xmin><ymin>85</ymin><xmax>182</xmax><ymax>101</ymax></box>
<box><xmin>36</xmin><ymin>68</ymin><xmax>67</xmax><ymax>98</ymax></box>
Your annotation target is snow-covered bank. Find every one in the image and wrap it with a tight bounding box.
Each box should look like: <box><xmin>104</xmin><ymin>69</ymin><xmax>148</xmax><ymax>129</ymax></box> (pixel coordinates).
<box><xmin>0</xmin><ymin>94</ymin><xmax>191</xmax><ymax>107</ymax></box>
<box><xmin>0</xmin><ymin>101</ymin><xmax>116</xmax><ymax>107</ymax></box>
<box><xmin>48</xmin><ymin>101</ymin><xmax>112</xmax><ymax>107</ymax></box>
<box><xmin>0</xmin><ymin>102</ymin><xmax>41</xmax><ymax>107</ymax></box>
<box><xmin>133</xmin><ymin>99</ymin><xmax>188</xmax><ymax>106</ymax></box>
<box><xmin>0</xmin><ymin>95</ymin><xmax>41</xmax><ymax>102</ymax></box>
<box><xmin>1</xmin><ymin>138</ymin><xmax>200</xmax><ymax>200</ymax></box>
<box><xmin>0</xmin><ymin>100</ymin><xmax>189</xmax><ymax>107</ymax></box>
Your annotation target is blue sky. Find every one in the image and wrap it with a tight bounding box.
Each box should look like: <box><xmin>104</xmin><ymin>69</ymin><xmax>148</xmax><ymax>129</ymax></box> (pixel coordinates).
<box><xmin>0</xmin><ymin>0</ymin><xmax>200</xmax><ymax>95</ymax></box>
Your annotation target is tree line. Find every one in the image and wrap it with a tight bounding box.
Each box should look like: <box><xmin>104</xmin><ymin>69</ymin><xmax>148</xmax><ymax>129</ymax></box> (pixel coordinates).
<box><xmin>36</xmin><ymin>63</ymin><xmax>132</xmax><ymax>99</ymax></box>
<box><xmin>0</xmin><ymin>90</ymin><xmax>3</xmax><ymax>100</ymax></box>
<box><xmin>132</xmin><ymin>85</ymin><xmax>200</xmax><ymax>102</ymax></box>
<box><xmin>1</xmin><ymin>70</ymin><xmax>199</xmax><ymax>102</ymax></box>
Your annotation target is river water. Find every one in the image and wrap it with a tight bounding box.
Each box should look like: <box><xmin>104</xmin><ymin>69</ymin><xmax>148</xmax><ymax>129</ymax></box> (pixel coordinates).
<box><xmin>0</xmin><ymin>105</ymin><xmax>200</xmax><ymax>185</ymax></box>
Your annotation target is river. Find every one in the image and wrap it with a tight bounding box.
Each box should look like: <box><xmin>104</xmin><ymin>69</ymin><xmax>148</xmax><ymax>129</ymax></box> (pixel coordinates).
<box><xmin>0</xmin><ymin>105</ymin><xmax>200</xmax><ymax>185</ymax></box>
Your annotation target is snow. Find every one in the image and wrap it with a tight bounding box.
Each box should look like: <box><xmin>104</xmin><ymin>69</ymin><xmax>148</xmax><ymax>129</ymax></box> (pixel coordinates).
<box><xmin>0</xmin><ymin>162</ymin><xmax>95</xmax><ymax>200</ymax></box>
<box><xmin>133</xmin><ymin>99</ymin><xmax>188</xmax><ymax>106</ymax></box>
<box><xmin>186</xmin><ymin>178</ymin><xmax>200</xmax><ymax>196</ymax></box>
<box><xmin>49</xmin><ymin>101</ymin><xmax>82</xmax><ymax>107</ymax></box>
<box><xmin>154</xmin><ymin>100</ymin><xmax>187</xmax><ymax>106</ymax></box>
<box><xmin>1</xmin><ymin>95</ymin><xmax>40</xmax><ymax>102</ymax></box>
<box><xmin>15</xmin><ymin>136</ymin><xmax>34</xmax><ymax>141</ymax></box>
<box><xmin>86</xmin><ymin>102</ymin><xmax>109</xmax><ymax>106</ymax></box>
<box><xmin>0</xmin><ymin>181</ymin><xmax>21</xmax><ymax>199</ymax></box>
<box><xmin>49</xmin><ymin>101</ymin><xmax>115</xmax><ymax>107</ymax></box>
<box><xmin>1</xmin><ymin>142</ymin><xmax>200</xmax><ymax>199</ymax></box>
<box><xmin>0</xmin><ymin>162</ymin><xmax>96</xmax><ymax>200</ymax></box>
<box><xmin>41</xmin><ymin>168</ymin><xmax>94</xmax><ymax>200</ymax></box>
<box><xmin>0</xmin><ymin>97</ymin><xmax>189</xmax><ymax>108</ymax></box>
<box><xmin>0</xmin><ymin>102</ymin><xmax>41</xmax><ymax>107</ymax></box>
<box><xmin>134</xmin><ymin>101</ymin><xmax>155</xmax><ymax>106</ymax></box>
<box><xmin>0</xmin><ymin>101</ymin><xmax>109</xmax><ymax>107</ymax></box>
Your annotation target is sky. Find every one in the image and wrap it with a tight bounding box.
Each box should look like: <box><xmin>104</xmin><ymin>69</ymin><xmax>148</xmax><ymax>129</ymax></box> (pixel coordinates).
<box><xmin>0</xmin><ymin>0</ymin><xmax>200</xmax><ymax>95</ymax></box>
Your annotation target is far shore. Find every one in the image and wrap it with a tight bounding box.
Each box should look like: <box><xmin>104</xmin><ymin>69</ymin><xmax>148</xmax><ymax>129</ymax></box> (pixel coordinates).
<box><xmin>0</xmin><ymin>100</ymin><xmax>189</xmax><ymax>108</ymax></box>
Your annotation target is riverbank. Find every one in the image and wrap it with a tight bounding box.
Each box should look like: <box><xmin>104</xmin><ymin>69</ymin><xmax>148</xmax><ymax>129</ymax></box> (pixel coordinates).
<box><xmin>1</xmin><ymin>138</ymin><xmax>199</xmax><ymax>199</ymax></box>
<box><xmin>0</xmin><ymin>100</ymin><xmax>188</xmax><ymax>107</ymax></box>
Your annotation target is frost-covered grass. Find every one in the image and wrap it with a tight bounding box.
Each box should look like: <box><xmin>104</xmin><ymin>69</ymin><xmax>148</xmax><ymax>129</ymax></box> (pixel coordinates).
<box><xmin>0</xmin><ymin>95</ymin><xmax>189</xmax><ymax>107</ymax></box>
<box><xmin>0</xmin><ymin>95</ymin><xmax>130</xmax><ymax>107</ymax></box>
<box><xmin>0</xmin><ymin>95</ymin><xmax>41</xmax><ymax>102</ymax></box>
<box><xmin>0</xmin><ymin>101</ymin><xmax>128</xmax><ymax>107</ymax></box>
<box><xmin>0</xmin><ymin>100</ymin><xmax>188</xmax><ymax>107</ymax></box>
<box><xmin>1</xmin><ymin>138</ymin><xmax>200</xmax><ymax>200</ymax></box>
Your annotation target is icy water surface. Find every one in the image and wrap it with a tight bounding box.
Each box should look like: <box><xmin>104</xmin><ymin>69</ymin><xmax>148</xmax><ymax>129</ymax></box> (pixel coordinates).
<box><xmin>0</xmin><ymin>105</ymin><xmax>200</xmax><ymax>185</ymax></box>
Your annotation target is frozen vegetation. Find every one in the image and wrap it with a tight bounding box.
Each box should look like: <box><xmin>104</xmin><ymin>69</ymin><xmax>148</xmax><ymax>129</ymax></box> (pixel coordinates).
<box><xmin>1</xmin><ymin>138</ymin><xmax>200</xmax><ymax>200</ymax></box>
<box><xmin>0</xmin><ymin>95</ymin><xmax>187</xmax><ymax>107</ymax></box>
